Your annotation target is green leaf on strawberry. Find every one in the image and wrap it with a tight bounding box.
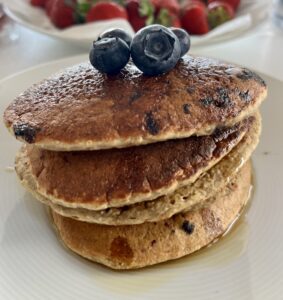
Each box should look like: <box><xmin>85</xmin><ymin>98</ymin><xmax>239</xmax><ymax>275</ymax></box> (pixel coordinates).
<box><xmin>156</xmin><ymin>8</ymin><xmax>180</xmax><ymax>27</ymax></box>
<box><xmin>207</xmin><ymin>1</ymin><xmax>234</xmax><ymax>29</ymax></box>
<box><xmin>156</xmin><ymin>8</ymin><xmax>171</xmax><ymax>26</ymax></box>
<box><xmin>77</xmin><ymin>3</ymin><xmax>91</xmax><ymax>14</ymax></box>
<box><xmin>139</xmin><ymin>0</ymin><xmax>155</xmax><ymax>26</ymax></box>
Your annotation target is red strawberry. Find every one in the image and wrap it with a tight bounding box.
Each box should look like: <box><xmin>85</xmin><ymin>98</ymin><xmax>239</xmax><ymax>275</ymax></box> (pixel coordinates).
<box><xmin>208</xmin><ymin>0</ymin><xmax>240</xmax><ymax>11</ymax></box>
<box><xmin>30</xmin><ymin>0</ymin><xmax>46</xmax><ymax>7</ymax></box>
<box><xmin>181</xmin><ymin>1</ymin><xmax>209</xmax><ymax>35</ymax></box>
<box><xmin>208</xmin><ymin>1</ymin><xmax>235</xmax><ymax>29</ymax></box>
<box><xmin>151</xmin><ymin>0</ymin><xmax>180</xmax><ymax>15</ymax></box>
<box><xmin>156</xmin><ymin>9</ymin><xmax>181</xmax><ymax>27</ymax></box>
<box><xmin>49</xmin><ymin>0</ymin><xmax>75</xmax><ymax>29</ymax></box>
<box><xmin>182</xmin><ymin>0</ymin><xmax>207</xmax><ymax>4</ymax></box>
<box><xmin>126</xmin><ymin>0</ymin><xmax>154</xmax><ymax>32</ymax></box>
<box><xmin>45</xmin><ymin>0</ymin><xmax>55</xmax><ymax>16</ymax></box>
<box><xmin>86</xmin><ymin>2</ymin><xmax>128</xmax><ymax>23</ymax></box>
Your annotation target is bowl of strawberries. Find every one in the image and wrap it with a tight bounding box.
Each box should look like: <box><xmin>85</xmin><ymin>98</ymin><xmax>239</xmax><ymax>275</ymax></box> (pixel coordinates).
<box><xmin>3</xmin><ymin>0</ymin><xmax>271</xmax><ymax>47</ymax></box>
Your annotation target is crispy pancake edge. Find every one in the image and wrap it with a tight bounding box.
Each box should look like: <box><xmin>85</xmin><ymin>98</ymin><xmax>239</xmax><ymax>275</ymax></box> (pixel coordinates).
<box><xmin>4</xmin><ymin>56</ymin><xmax>267</xmax><ymax>151</ymax></box>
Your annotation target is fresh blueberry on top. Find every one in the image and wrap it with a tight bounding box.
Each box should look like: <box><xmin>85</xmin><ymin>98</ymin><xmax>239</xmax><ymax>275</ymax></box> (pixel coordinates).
<box><xmin>99</xmin><ymin>28</ymin><xmax>132</xmax><ymax>47</ymax></box>
<box><xmin>130</xmin><ymin>25</ymin><xmax>181</xmax><ymax>76</ymax></box>
<box><xmin>170</xmin><ymin>28</ymin><xmax>190</xmax><ymax>57</ymax></box>
<box><xmin>89</xmin><ymin>37</ymin><xmax>130</xmax><ymax>74</ymax></box>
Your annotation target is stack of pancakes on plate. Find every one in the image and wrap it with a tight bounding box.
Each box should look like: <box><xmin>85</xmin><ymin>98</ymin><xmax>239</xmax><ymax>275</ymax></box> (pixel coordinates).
<box><xmin>3</xmin><ymin>56</ymin><xmax>267</xmax><ymax>269</ymax></box>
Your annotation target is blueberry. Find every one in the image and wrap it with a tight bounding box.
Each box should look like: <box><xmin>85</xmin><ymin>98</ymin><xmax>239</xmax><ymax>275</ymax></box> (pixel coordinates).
<box><xmin>170</xmin><ymin>28</ymin><xmax>190</xmax><ymax>57</ymax></box>
<box><xmin>99</xmin><ymin>28</ymin><xmax>132</xmax><ymax>47</ymax></box>
<box><xmin>89</xmin><ymin>37</ymin><xmax>130</xmax><ymax>74</ymax></box>
<box><xmin>130</xmin><ymin>25</ymin><xmax>181</xmax><ymax>76</ymax></box>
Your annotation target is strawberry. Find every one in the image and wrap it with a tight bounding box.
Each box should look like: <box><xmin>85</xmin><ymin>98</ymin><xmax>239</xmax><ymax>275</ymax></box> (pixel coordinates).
<box><xmin>156</xmin><ymin>9</ymin><xmax>181</xmax><ymax>27</ymax></box>
<box><xmin>151</xmin><ymin>0</ymin><xmax>180</xmax><ymax>15</ymax></box>
<box><xmin>30</xmin><ymin>0</ymin><xmax>46</xmax><ymax>7</ymax></box>
<box><xmin>208</xmin><ymin>1</ymin><xmax>234</xmax><ymax>29</ymax></box>
<box><xmin>181</xmin><ymin>1</ymin><xmax>209</xmax><ymax>35</ymax></box>
<box><xmin>45</xmin><ymin>0</ymin><xmax>55</xmax><ymax>16</ymax></box>
<box><xmin>208</xmin><ymin>0</ymin><xmax>240</xmax><ymax>11</ymax></box>
<box><xmin>126</xmin><ymin>0</ymin><xmax>155</xmax><ymax>32</ymax></box>
<box><xmin>49</xmin><ymin>0</ymin><xmax>76</xmax><ymax>29</ymax></box>
<box><xmin>86</xmin><ymin>2</ymin><xmax>128</xmax><ymax>23</ymax></box>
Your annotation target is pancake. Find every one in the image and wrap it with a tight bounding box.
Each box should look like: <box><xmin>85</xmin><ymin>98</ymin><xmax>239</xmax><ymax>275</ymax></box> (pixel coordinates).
<box><xmin>4</xmin><ymin>56</ymin><xmax>266</xmax><ymax>151</ymax></box>
<box><xmin>50</xmin><ymin>161</ymin><xmax>252</xmax><ymax>269</ymax></box>
<box><xmin>16</xmin><ymin>112</ymin><xmax>260</xmax><ymax>225</ymax></box>
<box><xmin>15</xmin><ymin>116</ymin><xmax>253</xmax><ymax>210</ymax></box>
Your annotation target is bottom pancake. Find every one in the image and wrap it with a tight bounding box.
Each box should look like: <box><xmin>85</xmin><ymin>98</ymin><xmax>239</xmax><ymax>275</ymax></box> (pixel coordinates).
<box><xmin>51</xmin><ymin>161</ymin><xmax>252</xmax><ymax>270</ymax></box>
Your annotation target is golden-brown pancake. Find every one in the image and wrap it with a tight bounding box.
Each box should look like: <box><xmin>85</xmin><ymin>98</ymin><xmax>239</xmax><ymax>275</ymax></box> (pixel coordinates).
<box><xmin>15</xmin><ymin>112</ymin><xmax>260</xmax><ymax>225</ymax></box>
<box><xmin>15</xmin><ymin>116</ymin><xmax>253</xmax><ymax>210</ymax></box>
<box><xmin>4</xmin><ymin>56</ymin><xmax>266</xmax><ymax>151</ymax></box>
<box><xmin>50</xmin><ymin>161</ymin><xmax>252</xmax><ymax>269</ymax></box>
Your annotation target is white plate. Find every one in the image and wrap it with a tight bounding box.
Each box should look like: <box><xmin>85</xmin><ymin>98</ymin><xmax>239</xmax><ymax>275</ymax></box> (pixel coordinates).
<box><xmin>3</xmin><ymin>0</ymin><xmax>271</xmax><ymax>48</ymax></box>
<box><xmin>0</xmin><ymin>55</ymin><xmax>282</xmax><ymax>300</ymax></box>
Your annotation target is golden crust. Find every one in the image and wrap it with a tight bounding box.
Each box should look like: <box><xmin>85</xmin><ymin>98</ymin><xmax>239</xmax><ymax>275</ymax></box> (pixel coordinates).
<box><xmin>4</xmin><ymin>56</ymin><xmax>267</xmax><ymax>151</ymax></box>
<box><xmin>15</xmin><ymin>113</ymin><xmax>261</xmax><ymax>225</ymax></box>
<box><xmin>16</xmin><ymin>117</ymin><xmax>253</xmax><ymax>210</ymax></box>
<box><xmin>50</xmin><ymin>161</ymin><xmax>252</xmax><ymax>269</ymax></box>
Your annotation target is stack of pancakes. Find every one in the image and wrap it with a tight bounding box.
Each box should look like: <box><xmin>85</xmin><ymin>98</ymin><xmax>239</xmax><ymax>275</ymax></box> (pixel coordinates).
<box><xmin>3</xmin><ymin>56</ymin><xmax>267</xmax><ymax>269</ymax></box>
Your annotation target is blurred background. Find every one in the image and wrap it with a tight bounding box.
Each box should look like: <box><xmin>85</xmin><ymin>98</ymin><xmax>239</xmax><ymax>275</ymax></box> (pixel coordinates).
<box><xmin>0</xmin><ymin>0</ymin><xmax>282</xmax><ymax>81</ymax></box>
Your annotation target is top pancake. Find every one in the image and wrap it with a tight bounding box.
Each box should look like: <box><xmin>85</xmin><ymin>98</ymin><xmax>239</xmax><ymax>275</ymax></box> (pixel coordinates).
<box><xmin>4</xmin><ymin>56</ymin><xmax>267</xmax><ymax>151</ymax></box>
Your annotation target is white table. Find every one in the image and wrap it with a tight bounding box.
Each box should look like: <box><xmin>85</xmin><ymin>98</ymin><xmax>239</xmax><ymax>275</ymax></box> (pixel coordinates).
<box><xmin>0</xmin><ymin>15</ymin><xmax>282</xmax><ymax>81</ymax></box>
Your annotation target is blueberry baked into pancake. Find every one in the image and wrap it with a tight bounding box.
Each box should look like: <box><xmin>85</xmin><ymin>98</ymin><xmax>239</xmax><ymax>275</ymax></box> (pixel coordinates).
<box><xmin>4</xmin><ymin>25</ymin><xmax>267</xmax><ymax>269</ymax></box>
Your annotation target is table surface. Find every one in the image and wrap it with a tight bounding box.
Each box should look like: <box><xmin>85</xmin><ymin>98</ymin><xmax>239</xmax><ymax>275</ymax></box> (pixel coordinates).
<box><xmin>0</xmin><ymin>13</ymin><xmax>282</xmax><ymax>82</ymax></box>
